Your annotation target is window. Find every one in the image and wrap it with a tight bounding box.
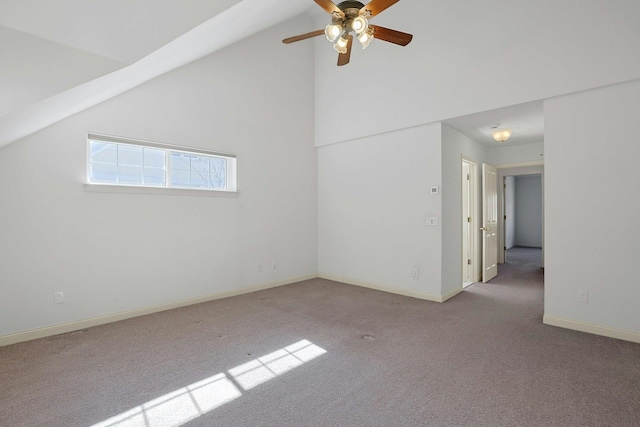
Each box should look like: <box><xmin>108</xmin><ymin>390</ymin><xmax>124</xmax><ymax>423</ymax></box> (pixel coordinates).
<box><xmin>87</xmin><ymin>133</ymin><xmax>236</xmax><ymax>192</ymax></box>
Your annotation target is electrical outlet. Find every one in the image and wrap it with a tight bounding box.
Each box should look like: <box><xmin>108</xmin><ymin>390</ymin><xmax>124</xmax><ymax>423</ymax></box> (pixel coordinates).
<box><xmin>411</xmin><ymin>267</ymin><xmax>419</xmax><ymax>278</ymax></box>
<box><xmin>578</xmin><ymin>290</ymin><xmax>588</xmax><ymax>303</ymax></box>
<box><xmin>54</xmin><ymin>292</ymin><xmax>64</xmax><ymax>304</ymax></box>
<box><xmin>256</xmin><ymin>263</ymin><xmax>262</xmax><ymax>272</ymax></box>
<box><xmin>272</xmin><ymin>261</ymin><xmax>276</xmax><ymax>270</ymax></box>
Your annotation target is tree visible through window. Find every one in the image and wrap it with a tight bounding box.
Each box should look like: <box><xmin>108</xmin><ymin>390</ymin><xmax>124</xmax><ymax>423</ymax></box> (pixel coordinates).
<box><xmin>170</xmin><ymin>152</ymin><xmax>227</xmax><ymax>190</ymax></box>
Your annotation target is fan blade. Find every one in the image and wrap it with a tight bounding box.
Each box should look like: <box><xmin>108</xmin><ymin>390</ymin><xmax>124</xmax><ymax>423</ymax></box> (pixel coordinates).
<box><xmin>337</xmin><ymin>35</ymin><xmax>353</xmax><ymax>66</ymax></box>
<box><xmin>370</xmin><ymin>25</ymin><xmax>413</xmax><ymax>46</ymax></box>
<box><xmin>314</xmin><ymin>0</ymin><xmax>345</xmax><ymax>18</ymax></box>
<box><xmin>282</xmin><ymin>29</ymin><xmax>325</xmax><ymax>44</ymax></box>
<box><xmin>360</xmin><ymin>0</ymin><xmax>400</xmax><ymax>18</ymax></box>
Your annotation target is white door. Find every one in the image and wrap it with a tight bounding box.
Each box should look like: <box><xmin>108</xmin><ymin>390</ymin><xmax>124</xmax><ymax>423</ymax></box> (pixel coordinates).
<box><xmin>482</xmin><ymin>163</ymin><xmax>498</xmax><ymax>283</ymax></box>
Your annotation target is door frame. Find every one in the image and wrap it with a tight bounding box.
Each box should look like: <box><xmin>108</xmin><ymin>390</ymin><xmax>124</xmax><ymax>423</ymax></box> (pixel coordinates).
<box><xmin>496</xmin><ymin>161</ymin><xmax>545</xmax><ymax>265</ymax></box>
<box><xmin>461</xmin><ymin>156</ymin><xmax>480</xmax><ymax>284</ymax></box>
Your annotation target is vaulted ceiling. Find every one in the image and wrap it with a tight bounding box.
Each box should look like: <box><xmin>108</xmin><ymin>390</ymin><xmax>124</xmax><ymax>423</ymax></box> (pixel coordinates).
<box><xmin>0</xmin><ymin>0</ymin><xmax>312</xmax><ymax>147</ymax></box>
<box><xmin>0</xmin><ymin>0</ymin><xmax>244</xmax><ymax>64</ymax></box>
<box><xmin>6</xmin><ymin>0</ymin><xmax>604</xmax><ymax>150</ymax></box>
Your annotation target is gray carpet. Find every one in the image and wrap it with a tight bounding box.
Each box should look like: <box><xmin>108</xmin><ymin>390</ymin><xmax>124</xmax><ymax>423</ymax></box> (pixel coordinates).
<box><xmin>1</xmin><ymin>247</ymin><xmax>639</xmax><ymax>426</ymax></box>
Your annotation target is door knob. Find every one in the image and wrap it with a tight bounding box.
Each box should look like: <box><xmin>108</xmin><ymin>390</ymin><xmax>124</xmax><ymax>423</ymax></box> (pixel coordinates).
<box><xmin>481</xmin><ymin>227</ymin><xmax>490</xmax><ymax>231</ymax></box>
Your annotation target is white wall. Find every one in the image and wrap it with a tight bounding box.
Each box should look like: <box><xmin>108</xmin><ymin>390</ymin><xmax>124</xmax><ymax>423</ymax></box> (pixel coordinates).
<box><xmin>515</xmin><ymin>175</ymin><xmax>543</xmax><ymax>247</ymax></box>
<box><xmin>505</xmin><ymin>176</ymin><xmax>516</xmax><ymax>249</ymax></box>
<box><xmin>488</xmin><ymin>142</ymin><xmax>544</xmax><ymax>167</ymax></box>
<box><xmin>314</xmin><ymin>1</ymin><xmax>640</xmax><ymax>147</ymax></box>
<box><xmin>318</xmin><ymin>124</ymin><xmax>443</xmax><ymax>299</ymax></box>
<box><xmin>0</xmin><ymin>25</ymin><xmax>124</xmax><ymax>116</ymax></box>
<box><xmin>441</xmin><ymin>124</ymin><xmax>487</xmax><ymax>294</ymax></box>
<box><xmin>545</xmin><ymin>79</ymin><xmax>640</xmax><ymax>335</ymax></box>
<box><xmin>0</xmin><ymin>18</ymin><xmax>317</xmax><ymax>337</ymax></box>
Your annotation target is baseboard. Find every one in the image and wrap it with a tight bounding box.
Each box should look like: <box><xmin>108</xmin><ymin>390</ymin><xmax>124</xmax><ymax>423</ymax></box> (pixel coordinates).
<box><xmin>543</xmin><ymin>314</ymin><xmax>640</xmax><ymax>344</ymax></box>
<box><xmin>318</xmin><ymin>274</ymin><xmax>447</xmax><ymax>303</ymax></box>
<box><xmin>441</xmin><ymin>288</ymin><xmax>463</xmax><ymax>303</ymax></box>
<box><xmin>0</xmin><ymin>274</ymin><xmax>317</xmax><ymax>347</ymax></box>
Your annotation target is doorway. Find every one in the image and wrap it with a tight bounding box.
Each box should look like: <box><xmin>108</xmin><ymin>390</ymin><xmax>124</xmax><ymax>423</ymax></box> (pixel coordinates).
<box><xmin>498</xmin><ymin>167</ymin><xmax>544</xmax><ymax>268</ymax></box>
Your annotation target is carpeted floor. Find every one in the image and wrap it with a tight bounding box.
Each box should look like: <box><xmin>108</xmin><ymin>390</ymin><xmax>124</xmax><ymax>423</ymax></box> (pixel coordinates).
<box><xmin>1</xmin><ymin>247</ymin><xmax>639</xmax><ymax>426</ymax></box>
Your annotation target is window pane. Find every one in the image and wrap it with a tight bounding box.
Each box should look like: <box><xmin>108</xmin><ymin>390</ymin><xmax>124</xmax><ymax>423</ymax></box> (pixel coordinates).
<box><xmin>90</xmin><ymin>162</ymin><xmax>117</xmax><ymax>183</ymax></box>
<box><xmin>90</xmin><ymin>141</ymin><xmax>117</xmax><ymax>164</ymax></box>
<box><xmin>191</xmin><ymin>156</ymin><xmax>209</xmax><ymax>174</ymax></box>
<box><xmin>169</xmin><ymin>151</ymin><xmax>226</xmax><ymax>189</ymax></box>
<box><xmin>171</xmin><ymin>169</ymin><xmax>191</xmax><ymax>187</ymax></box>
<box><xmin>143</xmin><ymin>167</ymin><xmax>165</xmax><ymax>186</ymax></box>
<box><xmin>209</xmin><ymin>158</ymin><xmax>227</xmax><ymax>189</ymax></box>
<box><xmin>118</xmin><ymin>165</ymin><xmax>143</xmax><ymax>185</ymax></box>
<box><xmin>170</xmin><ymin>153</ymin><xmax>192</xmax><ymax>171</ymax></box>
<box><xmin>144</xmin><ymin>148</ymin><xmax>165</xmax><ymax>168</ymax></box>
<box><xmin>191</xmin><ymin>171</ymin><xmax>208</xmax><ymax>188</ymax></box>
<box><xmin>118</xmin><ymin>145</ymin><xmax>143</xmax><ymax>166</ymax></box>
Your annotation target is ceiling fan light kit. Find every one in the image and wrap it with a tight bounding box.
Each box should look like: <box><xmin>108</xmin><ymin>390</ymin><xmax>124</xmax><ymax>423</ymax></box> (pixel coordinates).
<box><xmin>283</xmin><ymin>0</ymin><xmax>413</xmax><ymax>66</ymax></box>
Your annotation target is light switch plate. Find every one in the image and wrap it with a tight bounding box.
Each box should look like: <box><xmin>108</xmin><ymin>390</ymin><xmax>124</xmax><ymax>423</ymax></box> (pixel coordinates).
<box><xmin>430</xmin><ymin>186</ymin><xmax>439</xmax><ymax>195</ymax></box>
<box><xmin>426</xmin><ymin>216</ymin><xmax>439</xmax><ymax>226</ymax></box>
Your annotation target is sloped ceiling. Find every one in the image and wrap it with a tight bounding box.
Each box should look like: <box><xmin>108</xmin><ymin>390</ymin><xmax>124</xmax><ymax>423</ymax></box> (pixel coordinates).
<box><xmin>0</xmin><ymin>0</ymin><xmax>244</xmax><ymax>64</ymax></box>
<box><xmin>0</xmin><ymin>0</ymin><xmax>311</xmax><ymax>148</ymax></box>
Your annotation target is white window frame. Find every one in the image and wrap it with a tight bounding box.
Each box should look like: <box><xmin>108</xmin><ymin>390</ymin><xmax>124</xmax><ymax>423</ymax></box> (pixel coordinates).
<box><xmin>85</xmin><ymin>133</ymin><xmax>238</xmax><ymax>197</ymax></box>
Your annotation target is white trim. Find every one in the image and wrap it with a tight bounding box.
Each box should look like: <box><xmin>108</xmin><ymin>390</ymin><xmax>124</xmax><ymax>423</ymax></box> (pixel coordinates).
<box><xmin>84</xmin><ymin>183</ymin><xmax>240</xmax><ymax>197</ymax></box>
<box><xmin>496</xmin><ymin>160</ymin><xmax>544</xmax><ymax>169</ymax></box>
<box><xmin>441</xmin><ymin>287</ymin><xmax>463</xmax><ymax>302</ymax></box>
<box><xmin>0</xmin><ymin>275</ymin><xmax>316</xmax><ymax>347</ymax></box>
<box><xmin>496</xmin><ymin>162</ymin><xmax>545</xmax><ymax>265</ymax></box>
<box><xmin>318</xmin><ymin>274</ymin><xmax>447</xmax><ymax>303</ymax></box>
<box><xmin>543</xmin><ymin>314</ymin><xmax>640</xmax><ymax>344</ymax></box>
<box><xmin>461</xmin><ymin>156</ymin><xmax>480</xmax><ymax>283</ymax></box>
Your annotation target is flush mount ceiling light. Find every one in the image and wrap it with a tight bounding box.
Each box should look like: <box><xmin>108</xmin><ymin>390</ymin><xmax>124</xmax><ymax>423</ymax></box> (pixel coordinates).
<box><xmin>283</xmin><ymin>0</ymin><xmax>414</xmax><ymax>67</ymax></box>
<box><xmin>491</xmin><ymin>125</ymin><xmax>513</xmax><ymax>143</ymax></box>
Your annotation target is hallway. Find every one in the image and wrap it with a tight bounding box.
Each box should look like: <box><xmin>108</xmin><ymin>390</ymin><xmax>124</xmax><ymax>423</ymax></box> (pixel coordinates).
<box><xmin>500</xmin><ymin>246</ymin><xmax>544</xmax><ymax>282</ymax></box>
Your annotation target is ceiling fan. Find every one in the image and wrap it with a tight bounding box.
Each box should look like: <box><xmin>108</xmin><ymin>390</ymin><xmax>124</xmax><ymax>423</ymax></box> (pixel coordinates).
<box><xmin>282</xmin><ymin>0</ymin><xmax>413</xmax><ymax>66</ymax></box>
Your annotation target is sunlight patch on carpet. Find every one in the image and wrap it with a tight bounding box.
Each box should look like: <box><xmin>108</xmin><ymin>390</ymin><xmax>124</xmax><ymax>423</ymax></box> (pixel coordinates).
<box><xmin>90</xmin><ymin>339</ymin><xmax>327</xmax><ymax>427</ymax></box>
<box><xmin>229</xmin><ymin>339</ymin><xmax>327</xmax><ymax>390</ymax></box>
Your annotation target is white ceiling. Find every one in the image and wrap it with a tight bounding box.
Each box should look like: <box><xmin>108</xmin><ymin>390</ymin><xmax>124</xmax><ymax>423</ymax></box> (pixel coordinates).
<box><xmin>0</xmin><ymin>0</ymin><xmax>244</xmax><ymax>64</ymax></box>
<box><xmin>0</xmin><ymin>0</ymin><xmax>546</xmax><ymax>149</ymax></box>
<box><xmin>443</xmin><ymin>100</ymin><xmax>544</xmax><ymax>148</ymax></box>
<box><xmin>0</xmin><ymin>0</ymin><xmax>313</xmax><ymax>147</ymax></box>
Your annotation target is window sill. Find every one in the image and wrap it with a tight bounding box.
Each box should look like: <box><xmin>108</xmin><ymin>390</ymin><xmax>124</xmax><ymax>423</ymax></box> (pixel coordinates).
<box><xmin>83</xmin><ymin>183</ymin><xmax>239</xmax><ymax>198</ymax></box>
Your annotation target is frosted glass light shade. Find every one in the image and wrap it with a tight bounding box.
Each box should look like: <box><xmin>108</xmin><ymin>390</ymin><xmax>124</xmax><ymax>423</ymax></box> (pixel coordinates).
<box><xmin>492</xmin><ymin>129</ymin><xmax>513</xmax><ymax>143</ymax></box>
<box><xmin>325</xmin><ymin>24</ymin><xmax>342</xmax><ymax>42</ymax></box>
<box><xmin>334</xmin><ymin>35</ymin><xmax>349</xmax><ymax>54</ymax></box>
<box><xmin>352</xmin><ymin>16</ymin><xmax>368</xmax><ymax>34</ymax></box>
<box><xmin>357</xmin><ymin>30</ymin><xmax>374</xmax><ymax>49</ymax></box>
